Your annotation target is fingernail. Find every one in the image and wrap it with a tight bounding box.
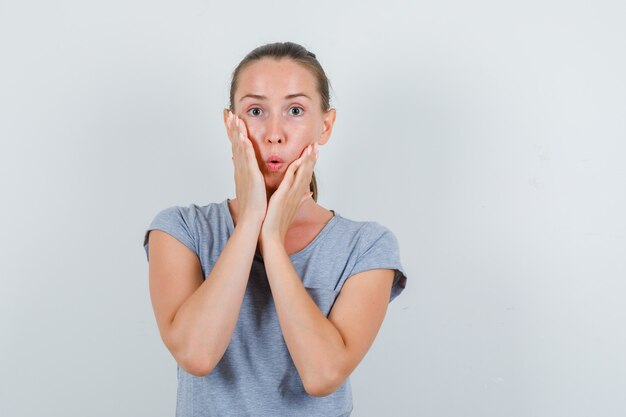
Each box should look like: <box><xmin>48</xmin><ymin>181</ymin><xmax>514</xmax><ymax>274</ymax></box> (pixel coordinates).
<box><xmin>307</xmin><ymin>145</ymin><xmax>312</xmax><ymax>155</ymax></box>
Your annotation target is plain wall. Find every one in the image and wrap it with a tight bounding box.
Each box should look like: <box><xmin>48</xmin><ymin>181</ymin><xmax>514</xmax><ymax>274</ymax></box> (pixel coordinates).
<box><xmin>1</xmin><ymin>0</ymin><xmax>625</xmax><ymax>416</ymax></box>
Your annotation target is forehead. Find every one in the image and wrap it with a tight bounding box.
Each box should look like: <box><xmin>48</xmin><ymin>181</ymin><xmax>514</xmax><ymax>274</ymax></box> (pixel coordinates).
<box><xmin>236</xmin><ymin>58</ymin><xmax>317</xmax><ymax>99</ymax></box>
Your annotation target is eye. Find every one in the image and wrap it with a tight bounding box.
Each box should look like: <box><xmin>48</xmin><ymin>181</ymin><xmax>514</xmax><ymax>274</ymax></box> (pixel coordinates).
<box><xmin>289</xmin><ymin>106</ymin><xmax>304</xmax><ymax>116</ymax></box>
<box><xmin>247</xmin><ymin>107</ymin><xmax>262</xmax><ymax>117</ymax></box>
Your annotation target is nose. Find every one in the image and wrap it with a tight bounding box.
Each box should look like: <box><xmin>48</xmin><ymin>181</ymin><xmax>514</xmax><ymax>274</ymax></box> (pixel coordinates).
<box><xmin>265</xmin><ymin>114</ymin><xmax>284</xmax><ymax>144</ymax></box>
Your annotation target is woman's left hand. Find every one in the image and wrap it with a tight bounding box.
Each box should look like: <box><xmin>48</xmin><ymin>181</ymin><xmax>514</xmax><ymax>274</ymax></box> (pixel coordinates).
<box><xmin>260</xmin><ymin>142</ymin><xmax>319</xmax><ymax>250</ymax></box>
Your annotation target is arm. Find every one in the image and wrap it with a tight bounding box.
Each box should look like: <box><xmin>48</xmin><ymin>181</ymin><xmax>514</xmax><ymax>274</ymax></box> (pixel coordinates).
<box><xmin>261</xmin><ymin>237</ymin><xmax>395</xmax><ymax>397</ymax></box>
<box><xmin>148</xmin><ymin>218</ymin><xmax>262</xmax><ymax>377</ymax></box>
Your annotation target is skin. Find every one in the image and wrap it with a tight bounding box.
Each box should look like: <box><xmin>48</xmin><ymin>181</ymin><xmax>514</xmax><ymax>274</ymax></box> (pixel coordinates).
<box><xmin>222</xmin><ymin>57</ymin><xmax>336</xmax><ymax>254</ymax></box>
<box><xmin>218</xmin><ymin>57</ymin><xmax>396</xmax><ymax>396</ymax></box>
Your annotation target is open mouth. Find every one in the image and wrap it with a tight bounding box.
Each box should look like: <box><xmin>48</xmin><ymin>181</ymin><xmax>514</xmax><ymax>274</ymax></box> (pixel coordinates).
<box><xmin>266</xmin><ymin>161</ymin><xmax>284</xmax><ymax>172</ymax></box>
<box><xmin>266</xmin><ymin>155</ymin><xmax>284</xmax><ymax>172</ymax></box>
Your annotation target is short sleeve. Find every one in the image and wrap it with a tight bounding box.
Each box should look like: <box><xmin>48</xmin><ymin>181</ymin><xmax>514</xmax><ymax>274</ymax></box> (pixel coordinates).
<box><xmin>142</xmin><ymin>206</ymin><xmax>198</xmax><ymax>262</ymax></box>
<box><xmin>348</xmin><ymin>223</ymin><xmax>408</xmax><ymax>303</ymax></box>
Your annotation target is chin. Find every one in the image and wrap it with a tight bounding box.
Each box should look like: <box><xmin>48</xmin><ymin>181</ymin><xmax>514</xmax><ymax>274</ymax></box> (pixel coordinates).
<box><xmin>263</xmin><ymin>174</ymin><xmax>282</xmax><ymax>189</ymax></box>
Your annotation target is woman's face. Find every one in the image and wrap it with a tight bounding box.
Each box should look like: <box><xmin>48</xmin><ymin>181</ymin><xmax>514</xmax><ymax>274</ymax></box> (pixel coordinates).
<box><xmin>226</xmin><ymin>58</ymin><xmax>336</xmax><ymax>191</ymax></box>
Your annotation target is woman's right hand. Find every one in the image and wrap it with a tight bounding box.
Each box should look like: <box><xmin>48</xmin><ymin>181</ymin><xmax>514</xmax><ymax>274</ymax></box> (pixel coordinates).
<box><xmin>225</xmin><ymin>110</ymin><xmax>267</xmax><ymax>225</ymax></box>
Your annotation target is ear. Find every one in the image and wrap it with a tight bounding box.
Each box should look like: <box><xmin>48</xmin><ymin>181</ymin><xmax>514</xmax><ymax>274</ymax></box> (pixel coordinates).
<box><xmin>318</xmin><ymin>108</ymin><xmax>336</xmax><ymax>146</ymax></box>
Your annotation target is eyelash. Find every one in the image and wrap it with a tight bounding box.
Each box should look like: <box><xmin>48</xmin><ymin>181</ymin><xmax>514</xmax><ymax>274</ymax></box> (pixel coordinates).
<box><xmin>247</xmin><ymin>106</ymin><xmax>304</xmax><ymax>117</ymax></box>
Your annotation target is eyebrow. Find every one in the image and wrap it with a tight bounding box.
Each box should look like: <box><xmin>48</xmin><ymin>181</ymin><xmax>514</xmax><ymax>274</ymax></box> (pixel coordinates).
<box><xmin>239</xmin><ymin>93</ymin><xmax>311</xmax><ymax>102</ymax></box>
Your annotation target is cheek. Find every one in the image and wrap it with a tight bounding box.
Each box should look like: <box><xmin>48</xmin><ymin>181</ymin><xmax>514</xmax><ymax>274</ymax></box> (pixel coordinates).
<box><xmin>243</xmin><ymin>121</ymin><xmax>263</xmax><ymax>140</ymax></box>
<box><xmin>290</xmin><ymin>122</ymin><xmax>316</xmax><ymax>139</ymax></box>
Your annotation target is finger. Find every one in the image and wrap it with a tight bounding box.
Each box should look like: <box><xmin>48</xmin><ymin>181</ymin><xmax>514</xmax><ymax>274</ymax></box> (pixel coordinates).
<box><xmin>306</xmin><ymin>142</ymin><xmax>319</xmax><ymax>164</ymax></box>
<box><xmin>231</xmin><ymin>112</ymin><xmax>240</xmax><ymax>139</ymax></box>
<box><xmin>230</xmin><ymin>114</ymin><xmax>245</xmax><ymax>155</ymax></box>
<box><xmin>294</xmin><ymin>143</ymin><xmax>313</xmax><ymax>166</ymax></box>
<box><xmin>228</xmin><ymin>111</ymin><xmax>240</xmax><ymax>136</ymax></box>
<box><xmin>241</xmin><ymin>136</ymin><xmax>262</xmax><ymax>172</ymax></box>
<box><xmin>226</xmin><ymin>111</ymin><xmax>234</xmax><ymax>144</ymax></box>
<box><xmin>286</xmin><ymin>150</ymin><xmax>312</xmax><ymax>196</ymax></box>
<box><xmin>230</xmin><ymin>111</ymin><xmax>239</xmax><ymax>133</ymax></box>
<box><xmin>235</xmin><ymin>115</ymin><xmax>249</xmax><ymax>138</ymax></box>
<box><xmin>275</xmin><ymin>143</ymin><xmax>313</xmax><ymax>195</ymax></box>
<box><xmin>298</xmin><ymin>192</ymin><xmax>314</xmax><ymax>207</ymax></box>
<box><xmin>309</xmin><ymin>142</ymin><xmax>320</xmax><ymax>167</ymax></box>
<box><xmin>232</xmin><ymin>114</ymin><xmax>241</xmax><ymax>136</ymax></box>
<box><xmin>292</xmin><ymin>144</ymin><xmax>317</xmax><ymax>187</ymax></box>
<box><xmin>233</xmin><ymin>117</ymin><xmax>248</xmax><ymax>149</ymax></box>
<box><xmin>276</xmin><ymin>156</ymin><xmax>301</xmax><ymax>192</ymax></box>
<box><xmin>289</xmin><ymin>155</ymin><xmax>303</xmax><ymax>177</ymax></box>
<box><xmin>238</xmin><ymin>125</ymin><xmax>245</xmax><ymax>144</ymax></box>
<box><xmin>243</xmin><ymin>136</ymin><xmax>255</xmax><ymax>160</ymax></box>
<box><xmin>229</xmin><ymin>112</ymin><xmax>244</xmax><ymax>152</ymax></box>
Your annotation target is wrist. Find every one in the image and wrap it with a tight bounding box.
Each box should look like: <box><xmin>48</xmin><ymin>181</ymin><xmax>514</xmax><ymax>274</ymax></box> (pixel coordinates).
<box><xmin>260</xmin><ymin>223</ymin><xmax>281</xmax><ymax>238</ymax></box>
<box><xmin>236</xmin><ymin>217</ymin><xmax>263</xmax><ymax>234</ymax></box>
<box><xmin>260</xmin><ymin>230</ymin><xmax>284</xmax><ymax>248</ymax></box>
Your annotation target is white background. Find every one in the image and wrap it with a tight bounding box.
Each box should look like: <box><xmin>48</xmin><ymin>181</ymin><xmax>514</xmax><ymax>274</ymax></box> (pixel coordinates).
<box><xmin>1</xmin><ymin>1</ymin><xmax>625</xmax><ymax>416</ymax></box>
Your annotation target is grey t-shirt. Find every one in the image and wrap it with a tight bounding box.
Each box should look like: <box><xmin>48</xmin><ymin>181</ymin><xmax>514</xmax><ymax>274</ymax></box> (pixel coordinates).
<box><xmin>143</xmin><ymin>198</ymin><xmax>407</xmax><ymax>417</ymax></box>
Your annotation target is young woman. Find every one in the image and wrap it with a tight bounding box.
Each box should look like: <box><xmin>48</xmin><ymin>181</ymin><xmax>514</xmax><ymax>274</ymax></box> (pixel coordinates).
<box><xmin>143</xmin><ymin>41</ymin><xmax>407</xmax><ymax>417</ymax></box>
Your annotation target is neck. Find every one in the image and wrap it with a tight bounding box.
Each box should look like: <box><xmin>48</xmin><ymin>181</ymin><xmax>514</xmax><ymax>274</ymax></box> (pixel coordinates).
<box><xmin>228</xmin><ymin>194</ymin><xmax>317</xmax><ymax>227</ymax></box>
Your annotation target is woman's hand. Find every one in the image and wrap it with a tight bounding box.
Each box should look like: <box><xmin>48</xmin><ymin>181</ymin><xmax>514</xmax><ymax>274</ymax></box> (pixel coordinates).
<box><xmin>259</xmin><ymin>142</ymin><xmax>319</xmax><ymax>251</ymax></box>
<box><xmin>226</xmin><ymin>110</ymin><xmax>267</xmax><ymax>225</ymax></box>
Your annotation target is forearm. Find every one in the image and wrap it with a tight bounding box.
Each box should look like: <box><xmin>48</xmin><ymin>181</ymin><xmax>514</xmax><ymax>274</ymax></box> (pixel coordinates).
<box><xmin>170</xmin><ymin>219</ymin><xmax>262</xmax><ymax>375</ymax></box>
<box><xmin>261</xmin><ymin>236</ymin><xmax>347</xmax><ymax>395</ymax></box>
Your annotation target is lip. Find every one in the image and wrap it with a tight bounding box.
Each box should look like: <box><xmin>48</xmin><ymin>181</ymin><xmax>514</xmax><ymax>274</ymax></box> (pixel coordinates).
<box><xmin>265</xmin><ymin>154</ymin><xmax>285</xmax><ymax>172</ymax></box>
<box><xmin>266</xmin><ymin>161</ymin><xmax>284</xmax><ymax>172</ymax></box>
<box><xmin>266</xmin><ymin>154</ymin><xmax>284</xmax><ymax>164</ymax></box>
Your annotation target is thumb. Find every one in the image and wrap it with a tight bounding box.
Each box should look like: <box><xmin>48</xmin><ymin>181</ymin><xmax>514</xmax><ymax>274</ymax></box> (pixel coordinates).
<box><xmin>299</xmin><ymin>192</ymin><xmax>314</xmax><ymax>207</ymax></box>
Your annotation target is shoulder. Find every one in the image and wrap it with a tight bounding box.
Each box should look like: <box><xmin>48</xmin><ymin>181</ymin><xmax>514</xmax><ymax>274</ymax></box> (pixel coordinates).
<box><xmin>332</xmin><ymin>213</ymin><xmax>399</xmax><ymax>256</ymax></box>
<box><xmin>147</xmin><ymin>200</ymin><xmax>227</xmax><ymax>229</ymax></box>
<box><xmin>331</xmin><ymin>213</ymin><xmax>407</xmax><ymax>302</ymax></box>
<box><xmin>145</xmin><ymin>203</ymin><xmax>204</xmax><ymax>236</ymax></box>
<box><xmin>143</xmin><ymin>200</ymin><xmax>228</xmax><ymax>260</ymax></box>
